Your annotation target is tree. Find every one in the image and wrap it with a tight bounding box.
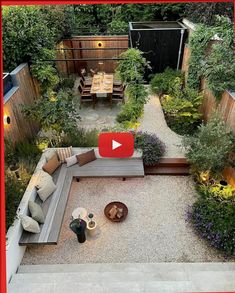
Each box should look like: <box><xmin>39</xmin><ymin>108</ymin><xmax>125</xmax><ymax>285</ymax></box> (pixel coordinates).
<box><xmin>185</xmin><ymin>2</ymin><xmax>234</xmax><ymax>25</ymax></box>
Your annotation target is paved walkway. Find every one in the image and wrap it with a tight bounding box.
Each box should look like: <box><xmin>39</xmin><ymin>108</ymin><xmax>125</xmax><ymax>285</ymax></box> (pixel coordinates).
<box><xmin>139</xmin><ymin>94</ymin><xmax>185</xmax><ymax>158</ymax></box>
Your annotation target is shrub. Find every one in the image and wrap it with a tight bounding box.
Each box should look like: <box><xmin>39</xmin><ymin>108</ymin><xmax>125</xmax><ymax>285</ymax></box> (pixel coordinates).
<box><xmin>30</xmin><ymin>62</ymin><xmax>60</xmax><ymax>94</ymax></box>
<box><xmin>115</xmin><ymin>49</ymin><xmax>149</xmax><ymax>125</ymax></box>
<box><xmin>162</xmin><ymin>87</ymin><xmax>203</xmax><ymax>135</ymax></box>
<box><xmin>183</xmin><ymin>112</ymin><xmax>235</xmax><ymax>174</ymax></box>
<box><xmin>133</xmin><ymin>131</ymin><xmax>165</xmax><ymax>166</ymax></box>
<box><xmin>116</xmin><ymin>48</ymin><xmax>150</xmax><ymax>84</ymax></box>
<box><xmin>187</xmin><ymin>196</ymin><xmax>235</xmax><ymax>256</ymax></box>
<box><xmin>150</xmin><ymin>67</ymin><xmax>184</xmax><ymax>97</ymax></box>
<box><xmin>22</xmin><ymin>88</ymin><xmax>80</xmax><ymax>138</ymax></box>
<box><xmin>187</xmin><ymin>16</ymin><xmax>235</xmax><ymax>98</ymax></box>
<box><xmin>116</xmin><ymin>101</ymin><xmax>144</xmax><ymax>124</ymax></box>
<box><xmin>107</xmin><ymin>20</ymin><xmax>128</xmax><ymax>34</ymax></box>
<box><xmin>59</xmin><ymin>128</ymin><xmax>99</xmax><ymax>147</ymax></box>
<box><xmin>59</xmin><ymin>77</ymin><xmax>75</xmax><ymax>90</ymax></box>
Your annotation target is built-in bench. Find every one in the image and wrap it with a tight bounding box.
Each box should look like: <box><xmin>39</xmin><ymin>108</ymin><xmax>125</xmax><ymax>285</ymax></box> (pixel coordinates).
<box><xmin>19</xmin><ymin>149</ymin><xmax>144</xmax><ymax>246</ymax></box>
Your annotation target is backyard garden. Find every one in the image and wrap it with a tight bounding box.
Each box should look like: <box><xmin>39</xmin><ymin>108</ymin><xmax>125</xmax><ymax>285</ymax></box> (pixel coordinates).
<box><xmin>3</xmin><ymin>3</ymin><xmax>235</xmax><ymax>262</ymax></box>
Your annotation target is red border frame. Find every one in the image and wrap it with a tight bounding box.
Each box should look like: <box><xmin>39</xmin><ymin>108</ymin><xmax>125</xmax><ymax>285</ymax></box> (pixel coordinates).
<box><xmin>0</xmin><ymin>1</ymin><xmax>234</xmax><ymax>293</ymax></box>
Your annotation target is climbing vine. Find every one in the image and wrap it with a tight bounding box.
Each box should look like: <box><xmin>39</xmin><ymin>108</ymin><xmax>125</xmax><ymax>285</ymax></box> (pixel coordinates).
<box><xmin>187</xmin><ymin>16</ymin><xmax>235</xmax><ymax>100</ymax></box>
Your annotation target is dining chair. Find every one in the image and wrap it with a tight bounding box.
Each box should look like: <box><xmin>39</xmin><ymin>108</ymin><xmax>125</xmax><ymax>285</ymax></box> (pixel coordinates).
<box><xmin>111</xmin><ymin>85</ymin><xmax>125</xmax><ymax>107</ymax></box>
<box><xmin>78</xmin><ymin>85</ymin><xmax>95</xmax><ymax>109</ymax></box>
<box><xmin>80</xmin><ymin>78</ymin><xmax>91</xmax><ymax>92</ymax></box>
<box><xmin>80</xmin><ymin>70</ymin><xmax>92</xmax><ymax>85</ymax></box>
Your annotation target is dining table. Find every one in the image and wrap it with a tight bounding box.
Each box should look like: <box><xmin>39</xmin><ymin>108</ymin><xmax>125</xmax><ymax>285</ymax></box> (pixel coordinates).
<box><xmin>90</xmin><ymin>73</ymin><xmax>114</xmax><ymax>95</ymax></box>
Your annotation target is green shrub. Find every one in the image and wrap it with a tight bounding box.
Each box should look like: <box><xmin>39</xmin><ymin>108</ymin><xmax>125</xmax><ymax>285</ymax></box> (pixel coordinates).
<box><xmin>187</xmin><ymin>196</ymin><xmax>235</xmax><ymax>256</ymax></box>
<box><xmin>183</xmin><ymin>112</ymin><xmax>235</xmax><ymax>174</ymax></box>
<box><xmin>116</xmin><ymin>48</ymin><xmax>150</xmax><ymax>84</ymax></box>
<box><xmin>107</xmin><ymin>20</ymin><xmax>128</xmax><ymax>34</ymax></box>
<box><xmin>198</xmin><ymin>181</ymin><xmax>235</xmax><ymax>202</ymax></box>
<box><xmin>162</xmin><ymin>87</ymin><xmax>203</xmax><ymax>135</ymax></box>
<box><xmin>187</xmin><ymin>16</ymin><xmax>235</xmax><ymax>98</ymax></box>
<box><xmin>59</xmin><ymin>128</ymin><xmax>99</xmax><ymax>147</ymax></box>
<box><xmin>116</xmin><ymin>101</ymin><xmax>144</xmax><ymax>124</ymax></box>
<box><xmin>150</xmin><ymin>67</ymin><xmax>183</xmax><ymax>96</ymax></box>
<box><xmin>22</xmin><ymin>88</ymin><xmax>80</xmax><ymax>137</ymax></box>
<box><xmin>133</xmin><ymin>131</ymin><xmax>165</xmax><ymax>166</ymax></box>
<box><xmin>30</xmin><ymin>62</ymin><xmax>60</xmax><ymax>93</ymax></box>
<box><xmin>59</xmin><ymin>77</ymin><xmax>75</xmax><ymax>90</ymax></box>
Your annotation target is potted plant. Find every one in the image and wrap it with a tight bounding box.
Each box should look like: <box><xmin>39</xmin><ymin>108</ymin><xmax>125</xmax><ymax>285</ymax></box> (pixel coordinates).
<box><xmin>87</xmin><ymin>213</ymin><xmax>97</xmax><ymax>236</ymax></box>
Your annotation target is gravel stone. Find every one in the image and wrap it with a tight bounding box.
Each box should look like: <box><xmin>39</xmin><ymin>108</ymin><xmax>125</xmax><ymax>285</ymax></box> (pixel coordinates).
<box><xmin>22</xmin><ymin>176</ymin><xmax>229</xmax><ymax>265</ymax></box>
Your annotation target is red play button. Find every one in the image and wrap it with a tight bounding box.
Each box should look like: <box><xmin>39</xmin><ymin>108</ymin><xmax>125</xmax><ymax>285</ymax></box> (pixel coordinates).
<box><xmin>98</xmin><ymin>133</ymin><xmax>134</xmax><ymax>158</ymax></box>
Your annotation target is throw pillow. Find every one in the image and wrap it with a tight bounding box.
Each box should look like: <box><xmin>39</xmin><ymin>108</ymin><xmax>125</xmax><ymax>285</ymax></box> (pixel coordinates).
<box><xmin>65</xmin><ymin>155</ymin><xmax>78</xmax><ymax>167</ymax></box>
<box><xmin>37</xmin><ymin>179</ymin><xmax>56</xmax><ymax>202</ymax></box>
<box><xmin>42</xmin><ymin>154</ymin><xmax>61</xmax><ymax>175</ymax></box>
<box><xmin>28</xmin><ymin>201</ymin><xmax>45</xmax><ymax>224</ymax></box>
<box><xmin>76</xmin><ymin>149</ymin><xmax>97</xmax><ymax>167</ymax></box>
<box><xmin>57</xmin><ymin>146</ymin><xmax>72</xmax><ymax>163</ymax></box>
<box><xmin>44</xmin><ymin>149</ymin><xmax>57</xmax><ymax>162</ymax></box>
<box><xmin>19</xmin><ymin>214</ymin><xmax>40</xmax><ymax>234</ymax></box>
<box><xmin>35</xmin><ymin>170</ymin><xmax>52</xmax><ymax>189</ymax></box>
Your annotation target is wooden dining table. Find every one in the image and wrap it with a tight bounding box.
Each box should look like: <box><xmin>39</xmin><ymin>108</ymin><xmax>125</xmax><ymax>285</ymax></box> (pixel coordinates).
<box><xmin>90</xmin><ymin>73</ymin><xmax>114</xmax><ymax>95</ymax></box>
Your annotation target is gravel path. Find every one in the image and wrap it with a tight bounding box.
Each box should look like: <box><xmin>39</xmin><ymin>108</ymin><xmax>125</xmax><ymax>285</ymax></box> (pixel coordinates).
<box><xmin>22</xmin><ymin>177</ymin><xmax>228</xmax><ymax>265</ymax></box>
<box><xmin>139</xmin><ymin>94</ymin><xmax>185</xmax><ymax>158</ymax></box>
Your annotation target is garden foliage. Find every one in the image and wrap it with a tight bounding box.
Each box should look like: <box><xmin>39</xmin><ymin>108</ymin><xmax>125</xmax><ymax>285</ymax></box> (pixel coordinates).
<box><xmin>150</xmin><ymin>67</ymin><xmax>183</xmax><ymax>97</ymax></box>
<box><xmin>187</xmin><ymin>195</ymin><xmax>235</xmax><ymax>256</ymax></box>
<box><xmin>133</xmin><ymin>131</ymin><xmax>165</xmax><ymax>166</ymax></box>
<box><xmin>116</xmin><ymin>49</ymin><xmax>150</xmax><ymax>125</ymax></box>
<box><xmin>187</xmin><ymin>16</ymin><xmax>235</xmax><ymax>99</ymax></box>
<box><xmin>150</xmin><ymin>68</ymin><xmax>203</xmax><ymax>135</ymax></box>
<box><xmin>183</xmin><ymin>113</ymin><xmax>235</xmax><ymax>174</ymax></box>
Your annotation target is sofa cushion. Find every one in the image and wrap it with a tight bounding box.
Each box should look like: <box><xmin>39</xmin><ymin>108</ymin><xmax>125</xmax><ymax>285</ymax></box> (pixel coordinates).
<box><xmin>65</xmin><ymin>155</ymin><xmax>78</xmax><ymax>167</ymax></box>
<box><xmin>76</xmin><ymin>149</ymin><xmax>97</xmax><ymax>167</ymax></box>
<box><xmin>19</xmin><ymin>215</ymin><xmax>40</xmax><ymax>234</ymax></box>
<box><xmin>28</xmin><ymin>201</ymin><xmax>45</xmax><ymax>224</ymax></box>
<box><xmin>35</xmin><ymin>170</ymin><xmax>52</xmax><ymax>189</ymax></box>
<box><xmin>57</xmin><ymin>146</ymin><xmax>73</xmax><ymax>163</ymax></box>
<box><xmin>42</xmin><ymin>154</ymin><xmax>61</xmax><ymax>175</ymax></box>
<box><xmin>44</xmin><ymin>149</ymin><xmax>57</xmax><ymax>162</ymax></box>
<box><xmin>37</xmin><ymin>178</ymin><xmax>56</xmax><ymax>202</ymax></box>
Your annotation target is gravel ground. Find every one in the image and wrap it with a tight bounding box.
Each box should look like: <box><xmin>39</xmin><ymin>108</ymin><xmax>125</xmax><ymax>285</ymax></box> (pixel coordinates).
<box><xmin>139</xmin><ymin>94</ymin><xmax>185</xmax><ymax>158</ymax></box>
<box><xmin>22</xmin><ymin>176</ymin><xmax>228</xmax><ymax>265</ymax></box>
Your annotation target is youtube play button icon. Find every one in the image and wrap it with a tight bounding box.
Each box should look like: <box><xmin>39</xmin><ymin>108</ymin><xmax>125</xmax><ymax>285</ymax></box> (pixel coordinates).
<box><xmin>98</xmin><ymin>133</ymin><xmax>134</xmax><ymax>158</ymax></box>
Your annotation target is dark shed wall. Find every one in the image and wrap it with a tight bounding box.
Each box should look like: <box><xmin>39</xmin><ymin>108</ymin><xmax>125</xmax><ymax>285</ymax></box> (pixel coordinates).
<box><xmin>130</xmin><ymin>25</ymin><xmax>187</xmax><ymax>81</ymax></box>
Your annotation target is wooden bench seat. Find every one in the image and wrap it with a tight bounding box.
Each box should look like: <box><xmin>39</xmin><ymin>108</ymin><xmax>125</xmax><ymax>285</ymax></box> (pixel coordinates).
<box><xmin>19</xmin><ymin>158</ymin><xmax>144</xmax><ymax>246</ymax></box>
<box><xmin>68</xmin><ymin>158</ymin><xmax>145</xmax><ymax>179</ymax></box>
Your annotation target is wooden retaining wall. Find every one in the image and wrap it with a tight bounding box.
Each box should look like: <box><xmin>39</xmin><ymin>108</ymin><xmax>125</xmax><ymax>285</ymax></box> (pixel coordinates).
<box><xmin>56</xmin><ymin>35</ymin><xmax>129</xmax><ymax>76</ymax></box>
<box><xmin>4</xmin><ymin>63</ymin><xmax>40</xmax><ymax>145</ymax></box>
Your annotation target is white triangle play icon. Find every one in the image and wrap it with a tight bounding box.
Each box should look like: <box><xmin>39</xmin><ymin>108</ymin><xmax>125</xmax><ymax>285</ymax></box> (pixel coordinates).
<box><xmin>112</xmin><ymin>140</ymin><xmax>122</xmax><ymax>150</ymax></box>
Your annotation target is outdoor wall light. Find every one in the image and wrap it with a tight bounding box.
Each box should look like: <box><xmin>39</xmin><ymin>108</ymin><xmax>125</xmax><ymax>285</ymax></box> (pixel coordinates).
<box><xmin>4</xmin><ymin>115</ymin><xmax>11</xmax><ymax>125</ymax></box>
<box><xmin>97</xmin><ymin>41</ymin><xmax>103</xmax><ymax>48</ymax></box>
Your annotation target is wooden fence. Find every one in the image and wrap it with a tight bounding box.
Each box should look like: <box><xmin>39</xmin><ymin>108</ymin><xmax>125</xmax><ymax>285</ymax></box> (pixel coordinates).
<box><xmin>4</xmin><ymin>63</ymin><xmax>40</xmax><ymax>145</ymax></box>
<box><xmin>56</xmin><ymin>35</ymin><xmax>129</xmax><ymax>76</ymax></box>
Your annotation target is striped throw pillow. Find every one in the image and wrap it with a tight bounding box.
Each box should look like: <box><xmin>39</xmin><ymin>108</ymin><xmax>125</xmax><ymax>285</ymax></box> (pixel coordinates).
<box><xmin>57</xmin><ymin>147</ymin><xmax>73</xmax><ymax>163</ymax></box>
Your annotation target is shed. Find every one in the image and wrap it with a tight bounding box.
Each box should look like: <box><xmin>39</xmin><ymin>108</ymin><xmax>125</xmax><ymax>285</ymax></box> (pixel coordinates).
<box><xmin>129</xmin><ymin>21</ymin><xmax>188</xmax><ymax>81</ymax></box>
